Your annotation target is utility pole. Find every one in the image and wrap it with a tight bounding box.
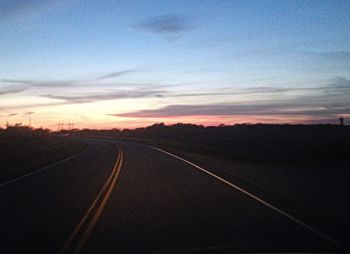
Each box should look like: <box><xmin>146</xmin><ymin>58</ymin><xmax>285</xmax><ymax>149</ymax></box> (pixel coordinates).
<box><xmin>68</xmin><ymin>122</ymin><xmax>74</xmax><ymax>131</ymax></box>
<box><xmin>58</xmin><ymin>122</ymin><xmax>64</xmax><ymax>131</ymax></box>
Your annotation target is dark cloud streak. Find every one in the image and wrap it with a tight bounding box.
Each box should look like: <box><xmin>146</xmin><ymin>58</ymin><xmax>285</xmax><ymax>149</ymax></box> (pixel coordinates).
<box><xmin>40</xmin><ymin>89</ymin><xmax>168</xmax><ymax>103</ymax></box>
<box><xmin>0</xmin><ymin>87</ymin><xmax>27</xmax><ymax>96</ymax></box>
<box><xmin>1</xmin><ymin>69</ymin><xmax>137</xmax><ymax>88</ymax></box>
<box><xmin>96</xmin><ymin>70</ymin><xmax>135</xmax><ymax>80</ymax></box>
<box><xmin>134</xmin><ymin>15</ymin><xmax>193</xmax><ymax>34</ymax></box>
<box><xmin>114</xmin><ymin>103</ymin><xmax>350</xmax><ymax>118</ymax></box>
<box><xmin>2</xmin><ymin>78</ymin><xmax>78</xmax><ymax>87</ymax></box>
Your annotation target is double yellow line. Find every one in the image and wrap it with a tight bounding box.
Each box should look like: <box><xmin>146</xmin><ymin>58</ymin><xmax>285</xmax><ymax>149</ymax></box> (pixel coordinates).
<box><xmin>60</xmin><ymin>147</ymin><xmax>124</xmax><ymax>254</ymax></box>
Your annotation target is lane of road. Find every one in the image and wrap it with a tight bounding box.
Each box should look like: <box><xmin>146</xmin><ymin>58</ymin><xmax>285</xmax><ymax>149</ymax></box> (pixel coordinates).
<box><xmin>61</xmin><ymin>148</ymin><xmax>124</xmax><ymax>254</ymax></box>
<box><xmin>0</xmin><ymin>139</ymin><xmax>119</xmax><ymax>253</ymax></box>
<box><xmin>0</xmin><ymin>139</ymin><xmax>341</xmax><ymax>253</ymax></box>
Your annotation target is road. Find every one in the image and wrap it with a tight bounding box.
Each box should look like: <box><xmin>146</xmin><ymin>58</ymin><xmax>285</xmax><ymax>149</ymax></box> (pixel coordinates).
<box><xmin>0</xmin><ymin>139</ymin><xmax>342</xmax><ymax>253</ymax></box>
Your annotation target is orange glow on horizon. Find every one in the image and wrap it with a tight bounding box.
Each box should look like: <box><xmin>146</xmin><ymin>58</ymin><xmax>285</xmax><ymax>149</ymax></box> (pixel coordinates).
<box><xmin>1</xmin><ymin>114</ymin><xmax>337</xmax><ymax>131</ymax></box>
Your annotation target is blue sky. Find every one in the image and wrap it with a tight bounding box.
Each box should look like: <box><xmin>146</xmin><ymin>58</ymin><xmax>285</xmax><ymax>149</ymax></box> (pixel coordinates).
<box><xmin>1</xmin><ymin>0</ymin><xmax>349</xmax><ymax>129</ymax></box>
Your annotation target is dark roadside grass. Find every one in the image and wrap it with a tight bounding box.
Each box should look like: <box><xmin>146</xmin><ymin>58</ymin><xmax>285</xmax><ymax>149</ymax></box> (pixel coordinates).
<box><xmin>0</xmin><ymin>126</ymin><xmax>88</xmax><ymax>184</ymax></box>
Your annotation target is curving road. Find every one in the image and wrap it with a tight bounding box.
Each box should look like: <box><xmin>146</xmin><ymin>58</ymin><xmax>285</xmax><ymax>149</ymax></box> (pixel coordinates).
<box><xmin>0</xmin><ymin>139</ymin><xmax>341</xmax><ymax>253</ymax></box>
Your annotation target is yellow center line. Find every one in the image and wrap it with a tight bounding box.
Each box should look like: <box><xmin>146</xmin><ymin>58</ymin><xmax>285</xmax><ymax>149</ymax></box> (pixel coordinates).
<box><xmin>60</xmin><ymin>147</ymin><xmax>124</xmax><ymax>254</ymax></box>
<box><xmin>73</xmin><ymin>149</ymin><xmax>124</xmax><ymax>254</ymax></box>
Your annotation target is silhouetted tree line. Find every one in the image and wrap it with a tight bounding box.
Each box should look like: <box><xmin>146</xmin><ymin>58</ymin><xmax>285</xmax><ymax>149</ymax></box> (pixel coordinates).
<box><xmin>74</xmin><ymin>123</ymin><xmax>350</xmax><ymax>162</ymax></box>
<box><xmin>0</xmin><ymin>124</ymin><xmax>50</xmax><ymax>138</ymax></box>
<box><xmin>0</xmin><ymin>125</ymin><xmax>52</xmax><ymax>161</ymax></box>
<box><xmin>0</xmin><ymin>124</ymin><xmax>87</xmax><ymax>182</ymax></box>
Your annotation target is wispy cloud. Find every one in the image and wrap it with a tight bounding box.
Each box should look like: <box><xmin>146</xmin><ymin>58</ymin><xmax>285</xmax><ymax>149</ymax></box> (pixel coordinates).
<box><xmin>171</xmin><ymin>87</ymin><xmax>290</xmax><ymax>98</ymax></box>
<box><xmin>1</xmin><ymin>79</ymin><xmax>31</xmax><ymax>84</ymax></box>
<box><xmin>1</xmin><ymin>69</ymin><xmax>137</xmax><ymax>88</ymax></box>
<box><xmin>2</xmin><ymin>78</ymin><xmax>79</xmax><ymax>87</ymax></box>
<box><xmin>40</xmin><ymin>89</ymin><xmax>167</xmax><ymax>103</ymax></box>
<box><xmin>159</xmin><ymin>81</ymin><xmax>350</xmax><ymax>99</ymax></box>
<box><xmin>111</xmin><ymin>77</ymin><xmax>350</xmax><ymax>119</ymax></box>
<box><xmin>0</xmin><ymin>87</ymin><xmax>27</xmax><ymax>96</ymax></box>
<box><xmin>134</xmin><ymin>14</ymin><xmax>193</xmax><ymax>34</ymax></box>
<box><xmin>96</xmin><ymin>70</ymin><xmax>135</xmax><ymax>80</ymax></box>
<box><xmin>1</xmin><ymin>101</ymin><xmax>71</xmax><ymax>112</ymax></box>
<box><xmin>113</xmin><ymin>102</ymin><xmax>350</xmax><ymax>118</ymax></box>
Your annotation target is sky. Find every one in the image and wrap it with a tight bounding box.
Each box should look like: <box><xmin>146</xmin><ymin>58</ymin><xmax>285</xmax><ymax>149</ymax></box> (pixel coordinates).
<box><xmin>1</xmin><ymin>0</ymin><xmax>350</xmax><ymax>129</ymax></box>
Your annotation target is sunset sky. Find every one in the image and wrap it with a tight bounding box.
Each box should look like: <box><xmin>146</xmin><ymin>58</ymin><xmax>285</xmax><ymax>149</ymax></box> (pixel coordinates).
<box><xmin>1</xmin><ymin>0</ymin><xmax>349</xmax><ymax>129</ymax></box>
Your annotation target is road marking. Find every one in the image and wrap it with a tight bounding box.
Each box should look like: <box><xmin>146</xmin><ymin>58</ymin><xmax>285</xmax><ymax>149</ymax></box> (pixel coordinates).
<box><xmin>60</xmin><ymin>148</ymin><xmax>124</xmax><ymax>254</ymax></box>
<box><xmin>150</xmin><ymin>146</ymin><xmax>341</xmax><ymax>246</ymax></box>
<box><xmin>0</xmin><ymin>145</ymin><xmax>90</xmax><ymax>188</ymax></box>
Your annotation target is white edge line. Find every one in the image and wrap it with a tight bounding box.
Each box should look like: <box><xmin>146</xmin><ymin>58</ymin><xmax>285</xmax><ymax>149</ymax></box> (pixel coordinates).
<box><xmin>0</xmin><ymin>145</ymin><xmax>91</xmax><ymax>188</ymax></box>
<box><xmin>149</xmin><ymin>145</ymin><xmax>341</xmax><ymax>246</ymax></box>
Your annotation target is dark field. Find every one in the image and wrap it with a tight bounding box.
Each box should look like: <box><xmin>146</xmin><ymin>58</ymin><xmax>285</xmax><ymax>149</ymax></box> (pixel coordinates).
<box><xmin>0</xmin><ymin>126</ymin><xmax>88</xmax><ymax>183</ymax></box>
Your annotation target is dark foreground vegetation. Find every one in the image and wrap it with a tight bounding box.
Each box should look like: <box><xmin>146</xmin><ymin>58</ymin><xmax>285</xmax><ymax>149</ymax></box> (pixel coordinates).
<box><xmin>0</xmin><ymin>125</ymin><xmax>88</xmax><ymax>183</ymax></box>
<box><xmin>74</xmin><ymin>123</ymin><xmax>350</xmax><ymax>163</ymax></box>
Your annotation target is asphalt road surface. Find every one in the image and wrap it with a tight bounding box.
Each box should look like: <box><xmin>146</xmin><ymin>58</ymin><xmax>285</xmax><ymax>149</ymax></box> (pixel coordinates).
<box><xmin>0</xmin><ymin>139</ymin><xmax>343</xmax><ymax>253</ymax></box>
